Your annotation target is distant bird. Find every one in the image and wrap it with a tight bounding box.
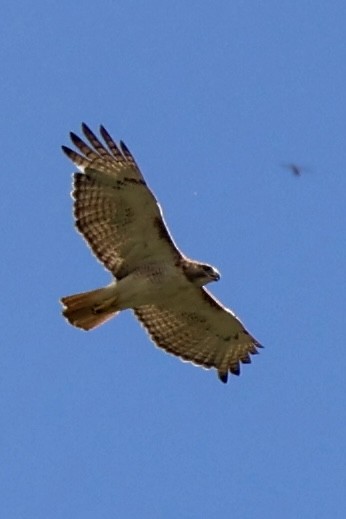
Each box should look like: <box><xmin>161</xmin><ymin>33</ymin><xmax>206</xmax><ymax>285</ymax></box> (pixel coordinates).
<box><xmin>60</xmin><ymin>124</ymin><xmax>262</xmax><ymax>383</ymax></box>
<box><xmin>281</xmin><ymin>163</ymin><xmax>304</xmax><ymax>176</ymax></box>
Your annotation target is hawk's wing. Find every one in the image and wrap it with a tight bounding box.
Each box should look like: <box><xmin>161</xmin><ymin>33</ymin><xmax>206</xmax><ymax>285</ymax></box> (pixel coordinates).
<box><xmin>134</xmin><ymin>287</ymin><xmax>262</xmax><ymax>383</ymax></box>
<box><xmin>62</xmin><ymin>124</ymin><xmax>182</xmax><ymax>279</ymax></box>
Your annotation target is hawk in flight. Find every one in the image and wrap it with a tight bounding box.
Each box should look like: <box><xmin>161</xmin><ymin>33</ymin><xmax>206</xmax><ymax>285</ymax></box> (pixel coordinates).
<box><xmin>61</xmin><ymin>124</ymin><xmax>262</xmax><ymax>383</ymax></box>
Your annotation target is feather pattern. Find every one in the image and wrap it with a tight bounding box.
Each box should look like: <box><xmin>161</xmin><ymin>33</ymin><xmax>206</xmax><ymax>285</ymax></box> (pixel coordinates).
<box><xmin>61</xmin><ymin>124</ymin><xmax>262</xmax><ymax>382</ymax></box>
<box><xmin>134</xmin><ymin>287</ymin><xmax>261</xmax><ymax>383</ymax></box>
<box><xmin>62</xmin><ymin>124</ymin><xmax>182</xmax><ymax>279</ymax></box>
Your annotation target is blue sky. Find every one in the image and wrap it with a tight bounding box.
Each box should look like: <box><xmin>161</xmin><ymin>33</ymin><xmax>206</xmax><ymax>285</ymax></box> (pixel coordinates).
<box><xmin>1</xmin><ymin>2</ymin><xmax>346</xmax><ymax>517</ymax></box>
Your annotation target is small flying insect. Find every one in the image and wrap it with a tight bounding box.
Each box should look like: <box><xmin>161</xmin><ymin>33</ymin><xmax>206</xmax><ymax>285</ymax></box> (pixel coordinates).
<box><xmin>281</xmin><ymin>163</ymin><xmax>306</xmax><ymax>177</ymax></box>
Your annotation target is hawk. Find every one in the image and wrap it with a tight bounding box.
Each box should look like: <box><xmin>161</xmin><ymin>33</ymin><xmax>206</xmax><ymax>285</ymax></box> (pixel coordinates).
<box><xmin>61</xmin><ymin>124</ymin><xmax>262</xmax><ymax>383</ymax></box>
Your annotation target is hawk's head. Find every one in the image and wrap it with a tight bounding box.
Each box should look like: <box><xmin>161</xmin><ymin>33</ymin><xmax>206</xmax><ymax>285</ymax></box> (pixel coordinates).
<box><xmin>182</xmin><ymin>261</ymin><xmax>220</xmax><ymax>287</ymax></box>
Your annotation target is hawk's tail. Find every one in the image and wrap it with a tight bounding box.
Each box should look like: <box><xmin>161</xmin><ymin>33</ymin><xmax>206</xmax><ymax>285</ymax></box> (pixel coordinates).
<box><xmin>61</xmin><ymin>286</ymin><xmax>119</xmax><ymax>331</ymax></box>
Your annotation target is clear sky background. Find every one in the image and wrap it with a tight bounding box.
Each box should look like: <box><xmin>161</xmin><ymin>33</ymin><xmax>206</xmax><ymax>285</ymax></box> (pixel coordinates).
<box><xmin>1</xmin><ymin>2</ymin><xmax>346</xmax><ymax>518</ymax></box>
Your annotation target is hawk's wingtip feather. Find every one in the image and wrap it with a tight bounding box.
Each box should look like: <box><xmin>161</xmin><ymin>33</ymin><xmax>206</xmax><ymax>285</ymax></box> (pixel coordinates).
<box><xmin>61</xmin><ymin>145</ymin><xmax>73</xmax><ymax>156</ymax></box>
<box><xmin>81</xmin><ymin>122</ymin><xmax>90</xmax><ymax>134</ymax></box>
<box><xmin>120</xmin><ymin>140</ymin><xmax>130</xmax><ymax>153</ymax></box>
<box><xmin>218</xmin><ymin>372</ymin><xmax>228</xmax><ymax>383</ymax></box>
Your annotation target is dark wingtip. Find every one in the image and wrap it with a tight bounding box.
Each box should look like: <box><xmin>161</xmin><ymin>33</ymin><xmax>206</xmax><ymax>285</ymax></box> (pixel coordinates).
<box><xmin>61</xmin><ymin>145</ymin><xmax>73</xmax><ymax>157</ymax></box>
<box><xmin>99</xmin><ymin>124</ymin><xmax>111</xmax><ymax>140</ymax></box>
<box><xmin>218</xmin><ymin>371</ymin><xmax>228</xmax><ymax>383</ymax></box>
<box><xmin>120</xmin><ymin>140</ymin><xmax>130</xmax><ymax>154</ymax></box>
<box><xmin>241</xmin><ymin>355</ymin><xmax>252</xmax><ymax>364</ymax></box>
<box><xmin>81</xmin><ymin>122</ymin><xmax>91</xmax><ymax>134</ymax></box>
<box><xmin>230</xmin><ymin>364</ymin><xmax>241</xmax><ymax>376</ymax></box>
<box><xmin>69</xmin><ymin>131</ymin><xmax>82</xmax><ymax>146</ymax></box>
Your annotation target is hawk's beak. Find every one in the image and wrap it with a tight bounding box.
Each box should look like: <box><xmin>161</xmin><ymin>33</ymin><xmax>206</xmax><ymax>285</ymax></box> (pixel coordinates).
<box><xmin>213</xmin><ymin>271</ymin><xmax>220</xmax><ymax>281</ymax></box>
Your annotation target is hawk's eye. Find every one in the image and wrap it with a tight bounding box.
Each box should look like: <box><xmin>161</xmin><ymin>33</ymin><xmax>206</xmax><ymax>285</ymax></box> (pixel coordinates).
<box><xmin>203</xmin><ymin>265</ymin><xmax>213</xmax><ymax>273</ymax></box>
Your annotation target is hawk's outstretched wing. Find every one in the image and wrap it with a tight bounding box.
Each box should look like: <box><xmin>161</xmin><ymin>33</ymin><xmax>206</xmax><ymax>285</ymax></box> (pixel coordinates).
<box><xmin>62</xmin><ymin>124</ymin><xmax>182</xmax><ymax>279</ymax></box>
<box><xmin>134</xmin><ymin>287</ymin><xmax>262</xmax><ymax>383</ymax></box>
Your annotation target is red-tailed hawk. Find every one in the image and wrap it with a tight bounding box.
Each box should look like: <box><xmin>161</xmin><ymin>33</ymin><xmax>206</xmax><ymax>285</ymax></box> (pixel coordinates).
<box><xmin>61</xmin><ymin>124</ymin><xmax>262</xmax><ymax>383</ymax></box>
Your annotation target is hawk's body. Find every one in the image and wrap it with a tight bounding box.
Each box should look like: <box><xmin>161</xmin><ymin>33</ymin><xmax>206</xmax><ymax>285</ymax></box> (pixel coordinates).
<box><xmin>61</xmin><ymin>124</ymin><xmax>261</xmax><ymax>382</ymax></box>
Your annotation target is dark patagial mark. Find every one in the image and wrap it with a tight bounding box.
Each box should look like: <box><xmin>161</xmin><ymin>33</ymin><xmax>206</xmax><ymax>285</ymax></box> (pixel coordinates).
<box><xmin>200</xmin><ymin>288</ymin><xmax>223</xmax><ymax>310</ymax></box>
<box><xmin>153</xmin><ymin>217</ymin><xmax>181</xmax><ymax>260</ymax></box>
<box><xmin>124</xmin><ymin>177</ymin><xmax>146</xmax><ymax>186</ymax></box>
<box><xmin>154</xmin><ymin>216</ymin><xmax>172</xmax><ymax>241</ymax></box>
